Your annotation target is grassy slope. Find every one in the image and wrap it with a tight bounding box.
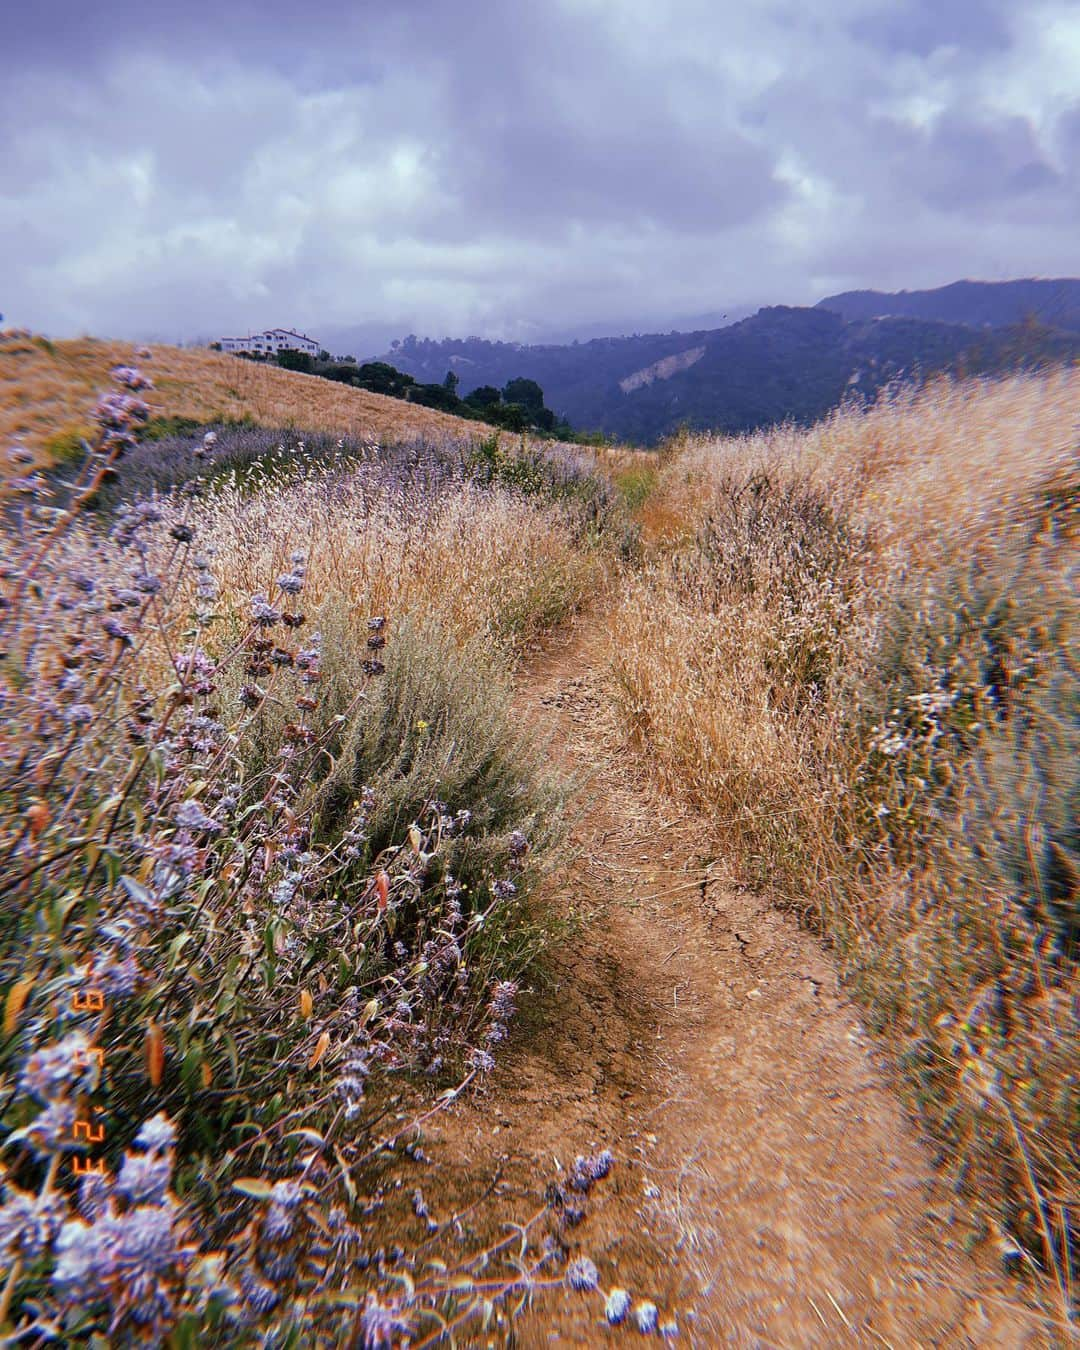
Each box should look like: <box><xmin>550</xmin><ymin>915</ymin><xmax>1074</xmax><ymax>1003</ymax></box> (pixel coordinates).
<box><xmin>0</xmin><ymin>331</ymin><xmax>508</xmax><ymax>474</ymax></box>
<box><xmin>608</xmin><ymin>367</ymin><xmax>1079</xmax><ymax>1299</ymax></box>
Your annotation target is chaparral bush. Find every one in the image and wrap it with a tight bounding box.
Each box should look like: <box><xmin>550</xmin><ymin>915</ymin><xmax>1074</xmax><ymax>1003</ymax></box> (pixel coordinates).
<box><xmin>0</xmin><ymin>367</ymin><xmax>611</xmax><ymax>1345</ymax></box>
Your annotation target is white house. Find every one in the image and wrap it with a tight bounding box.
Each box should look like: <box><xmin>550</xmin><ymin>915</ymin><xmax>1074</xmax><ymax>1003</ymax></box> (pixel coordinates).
<box><xmin>217</xmin><ymin>329</ymin><xmax>322</xmax><ymax>357</ymax></box>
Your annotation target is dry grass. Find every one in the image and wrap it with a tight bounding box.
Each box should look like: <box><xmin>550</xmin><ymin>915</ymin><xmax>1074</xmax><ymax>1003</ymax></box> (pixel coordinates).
<box><xmin>187</xmin><ymin>469</ymin><xmax>601</xmax><ymax>659</ymax></box>
<box><xmin>0</xmin><ymin>330</ymin><xmax>556</xmax><ymax>476</ymax></box>
<box><xmin>0</xmin><ymin>390</ymin><xmax>608</xmax><ymax>1338</ymax></box>
<box><xmin>606</xmin><ymin>368</ymin><xmax>1080</xmax><ymax>1311</ymax></box>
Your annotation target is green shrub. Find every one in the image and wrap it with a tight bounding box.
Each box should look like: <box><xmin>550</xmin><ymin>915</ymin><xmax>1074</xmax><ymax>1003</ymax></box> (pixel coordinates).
<box><xmin>43</xmin><ymin>425</ymin><xmax>88</xmax><ymax>465</ymax></box>
<box><xmin>312</xmin><ymin>611</ymin><xmax>565</xmax><ymax>979</ymax></box>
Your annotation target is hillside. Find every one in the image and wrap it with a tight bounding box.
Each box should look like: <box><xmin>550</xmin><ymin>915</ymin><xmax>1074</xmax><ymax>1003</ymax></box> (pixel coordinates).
<box><xmin>379</xmin><ymin>305</ymin><xmax>1080</xmax><ymax>444</ymax></box>
<box><xmin>816</xmin><ymin>277</ymin><xmax>1080</xmax><ymax>332</ymax></box>
<box><xmin>0</xmin><ymin>331</ymin><xmax>510</xmax><ymax>476</ymax></box>
<box><xmin>3</xmin><ymin>360</ymin><xmax>1073</xmax><ymax>1342</ymax></box>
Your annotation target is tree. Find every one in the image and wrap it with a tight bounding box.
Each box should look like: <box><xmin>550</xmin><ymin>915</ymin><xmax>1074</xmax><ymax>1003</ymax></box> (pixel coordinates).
<box><xmin>502</xmin><ymin>378</ymin><xmax>545</xmax><ymax>416</ymax></box>
<box><xmin>490</xmin><ymin>403</ymin><xmax>528</xmax><ymax>432</ymax></box>
<box><xmin>443</xmin><ymin>369</ymin><xmax>460</xmax><ymax>395</ymax></box>
<box><xmin>464</xmin><ymin>385</ymin><xmax>501</xmax><ymax>410</ymax></box>
<box><xmin>354</xmin><ymin>362</ymin><xmax>415</xmax><ymax>398</ymax></box>
<box><xmin>408</xmin><ymin>382</ymin><xmax>462</xmax><ymax>413</ymax></box>
<box><xmin>277</xmin><ymin>349</ymin><xmax>314</xmax><ymax>373</ymax></box>
<box><xmin>318</xmin><ymin>349</ymin><xmax>331</xmax><ymax>362</ymax></box>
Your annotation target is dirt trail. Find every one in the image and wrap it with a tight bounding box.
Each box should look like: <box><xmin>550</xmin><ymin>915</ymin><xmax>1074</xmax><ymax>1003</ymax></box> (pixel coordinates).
<box><xmin>421</xmin><ymin>607</ymin><xmax>1049</xmax><ymax>1347</ymax></box>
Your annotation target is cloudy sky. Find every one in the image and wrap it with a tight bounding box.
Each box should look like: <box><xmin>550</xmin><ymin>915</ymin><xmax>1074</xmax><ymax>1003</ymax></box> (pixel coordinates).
<box><xmin>4</xmin><ymin>0</ymin><xmax>1078</xmax><ymax>348</ymax></box>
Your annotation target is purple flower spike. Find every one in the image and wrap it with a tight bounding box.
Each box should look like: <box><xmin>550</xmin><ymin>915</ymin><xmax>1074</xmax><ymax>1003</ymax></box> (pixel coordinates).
<box><xmin>360</xmin><ymin>1292</ymin><xmax>414</xmax><ymax>1349</ymax></box>
<box><xmin>111</xmin><ymin>366</ymin><xmax>154</xmax><ymax>391</ymax></box>
<box><xmin>134</xmin><ymin>1113</ymin><xmax>177</xmax><ymax>1153</ymax></box>
<box><xmin>566</xmin><ymin>1257</ymin><xmax>599</xmax><ymax>1292</ymax></box>
<box><xmin>605</xmin><ymin>1288</ymin><xmax>632</xmax><ymax>1324</ymax></box>
<box><xmin>173</xmin><ymin>799</ymin><xmax>221</xmax><ymax>834</ymax></box>
<box><xmin>117</xmin><ymin>1150</ymin><xmax>172</xmax><ymax>1204</ymax></box>
<box><xmin>635</xmin><ymin>1300</ymin><xmax>659</xmax><ymax>1334</ymax></box>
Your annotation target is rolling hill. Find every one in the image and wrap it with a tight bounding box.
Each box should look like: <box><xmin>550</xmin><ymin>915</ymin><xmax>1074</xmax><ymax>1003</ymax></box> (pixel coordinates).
<box><xmin>816</xmin><ymin>277</ymin><xmax>1080</xmax><ymax>333</ymax></box>
<box><xmin>377</xmin><ymin>301</ymin><xmax>1080</xmax><ymax>445</ymax></box>
<box><xmin>0</xmin><ymin>332</ymin><xmax>510</xmax><ymax>478</ymax></box>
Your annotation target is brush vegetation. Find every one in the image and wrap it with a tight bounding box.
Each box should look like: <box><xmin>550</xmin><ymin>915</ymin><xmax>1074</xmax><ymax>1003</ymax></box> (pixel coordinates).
<box><xmin>608</xmin><ymin>368</ymin><xmax>1079</xmax><ymax>1309</ymax></box>
<box><xmin>0</xmin><ymin>372</ymin><xmax>618</xmax><ymax>1343</ymax></box>
<box><xmin>0</xmin><ymin>330</ymin><xmax>598</xmax><ymax>484</ymax></box>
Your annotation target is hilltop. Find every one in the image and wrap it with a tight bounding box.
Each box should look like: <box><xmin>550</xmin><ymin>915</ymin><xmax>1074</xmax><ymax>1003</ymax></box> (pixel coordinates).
<box><xmin>816</xmin><ymin>276</ymin><xmax>1080</xmax><ymax>332</ymax></box>
<box><xmin>375</xmin><ymin>298</ymin><xmax>1080</xmax><ymax>444</ymax></box>
<box><xmin>0</xmin><ymin>331</ymin><xmax>523</xmax><ymax>476</ymax></box>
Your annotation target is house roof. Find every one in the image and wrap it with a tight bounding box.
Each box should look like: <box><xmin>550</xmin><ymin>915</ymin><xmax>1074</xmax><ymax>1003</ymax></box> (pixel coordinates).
<box><xmin>216</xmin><ymin>330</ymin><xmax>321</xmax><ymax>344</ymax></box>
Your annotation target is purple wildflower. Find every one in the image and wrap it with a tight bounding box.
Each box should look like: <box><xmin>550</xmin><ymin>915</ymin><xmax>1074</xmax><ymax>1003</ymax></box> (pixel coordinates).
<box><xmin>269</xmin><ymin>1179</ymin><xmax>303</xmax><ymax>1209</ymax></box>
<box><xmin>250</xmin><ymin>594</ymin><xmax>281</xmax><ymax>626</ymax></box>
<box><xmin>112</xmin><ymin>1203</ymin><xmax>180</xmax><ymax>1273</ymax></box>
<box><xmin>260</xmin><ymin>1248</ymin><xmax>297</xmax><ymax>1281</ymax></box>
<box><xmin>117</xmin><ymin>1150</ymin><xmax>172</xmax><ymax>1205</ymax></box>
<box><xmin>635</xmin><ymin>1301</ymin><xmax>659</xmax><ymax>1334</ymax></box>
<box><xmin>102</xmin><ymin>617</ymin><xmax>132</xmax><ymax>646</ymax></box>
<box><xmin>239</xmin><ymin>1266</ymin><xmax>279</xmax><ymax>1313</ymax></box>
<box><xmin>134</xmin><ymin>1112</ymin><xmax>176</xmax><ymax>1153</ymax></box>
<box><xmin>110</xmin><ymin>366</ymin><xmax>154</xmax><ymax>391</ymax></box>
<box><xmin>94</xmin><ymin>391</ymin><xmax>150</xmax><ymax>429</ymax></box>
<box><xmin>467</xmin><ymin>1047</ymin><xmax>495</xmax><ymax>1075</ymax></box>
<box><xmin>566</xmin><ymin>1257</ymin><xmax>600</xmax><ymax>1292</ymax></box>
<box><xmin>53</xmin><ymin>1213</ymin><xmax>118</xmax><ymax>1296</ymax></box>
<box><xmin>488</xmin><ymin>980</ymin><xmax>518</xmax><ymax>1022</ymax></box>
<box><xmin>508</xmin><ymin>829</ymin><xmax>529</xmax><ymax>860</ymax></box>
<box><xmin>491</xmin><ymin>878</ymin><xmax>516</xmax><ymax>900</ymax></box>
<box><xmin>261</xmin><ymin>1204</ymin><xmax>295</xmax><ymax>1242</ymax></box>
<box><xmin>173</xmin><ymin>799</ymin><xmax>221</xmax><ymax>834</ymax></box>
<box><xmin>97</xmin><ymin>950</ymin><xmax>139</xmax><ymax>1004</ymax></box>
<box><xmin>276</xmin><ymin>572</ymin><xmax>304</xmax><ymax>595</ymax></box>
<box><xmin>570</xmin><ymin>1149</ymin><xmax>614</xmax><ymax>1193</ymax></box>
<box><xmin>0</xmin><ymin>1186</ymin><xmax>68</xmax><ymax>1259</ymax></box>
<box><xmin>19</xmin><ymin>1032</ymin><xmax>100</xmax><ymax>1102</ymax></box>
<box><xmin>605</xmin><ymin>1288</ymin><xmax>632</xmax><ymax>1325</ymax></box>
<box><xmin>360</xmin><ymin>1292</ymin><xmax>414</xmax><ymax>1349</ymax></box>
<box><xmin>78</xmin><ymin>1170</ymin><xmax>114</xmax><ymax>1220</ymax></box>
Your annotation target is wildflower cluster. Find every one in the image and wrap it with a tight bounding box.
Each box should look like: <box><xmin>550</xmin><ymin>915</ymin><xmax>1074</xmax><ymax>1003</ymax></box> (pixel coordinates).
<box><xmin>0</xmin><ymin>374</ymin><xmax>578</xmax><ymax>1342</ymax></box>
<box><xmin>547</xmin><ymin>1154</ymin><xmax>678</xmax><ymax>1338</ymax></box>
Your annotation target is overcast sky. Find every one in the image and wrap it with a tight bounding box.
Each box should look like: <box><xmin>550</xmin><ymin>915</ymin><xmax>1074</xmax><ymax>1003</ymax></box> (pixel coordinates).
<box><xmin>4</xmin><ymin>0</ymin><xmax>1078</xmax><ymax>347</ymax></box>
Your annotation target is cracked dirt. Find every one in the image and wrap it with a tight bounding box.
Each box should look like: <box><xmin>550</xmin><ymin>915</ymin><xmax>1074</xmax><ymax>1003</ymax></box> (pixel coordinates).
<box><xmin>417</xmin><ymin>607</ymin><xmax>1051</xmax><ymax>1347</ymax></box>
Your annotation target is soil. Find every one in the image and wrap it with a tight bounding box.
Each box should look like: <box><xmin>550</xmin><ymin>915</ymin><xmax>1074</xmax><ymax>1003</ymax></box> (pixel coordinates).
<box><xmin>412</xmin><ymin>607</ymin><xmax>1057</xmax><ymax>1348</ymax></box>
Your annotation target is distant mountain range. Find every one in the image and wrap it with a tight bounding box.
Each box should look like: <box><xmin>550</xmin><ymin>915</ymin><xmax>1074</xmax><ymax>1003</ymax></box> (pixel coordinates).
<box><xmin>371</xmin><ymin>279</ymin><xmax>1079</xmax><ymax>444</ymax></box>
<box><xmin>816</xmin><ymin>278</ymin><xmax>1080</xmax><ymax>333</ymax></box>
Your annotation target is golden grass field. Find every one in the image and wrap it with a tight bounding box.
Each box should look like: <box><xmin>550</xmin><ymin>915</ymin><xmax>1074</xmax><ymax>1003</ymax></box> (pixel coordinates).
<box><xmin>2</xmin><ymin>330</ymin><xmax>1075</xmax><ymax>1328</ymax></box>
<box><xmin>607</xmin><ymin>367</ymin><xmax>1079</xmax><ymax>1295</ymax></box>
<box><xmin>0</xmin><ymin>330</ymin><xmax>511</xmax><ymax>470</ymax></box>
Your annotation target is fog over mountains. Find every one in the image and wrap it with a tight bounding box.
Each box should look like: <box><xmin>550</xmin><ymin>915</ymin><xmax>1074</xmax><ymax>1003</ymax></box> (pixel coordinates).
<box><xmin>348</xmin><ymin>279</ymin><xmax>1080</xmax><ymax>445</ymax></box>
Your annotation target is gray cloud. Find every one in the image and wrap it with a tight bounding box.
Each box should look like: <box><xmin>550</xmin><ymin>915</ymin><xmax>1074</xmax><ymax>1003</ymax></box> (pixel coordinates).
<box><xmin>3</xmin><ymin>0</ymin><xmax>1078</xmax><ymax>344</ymax></box>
